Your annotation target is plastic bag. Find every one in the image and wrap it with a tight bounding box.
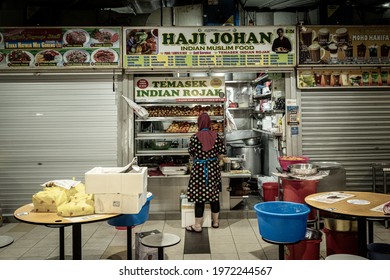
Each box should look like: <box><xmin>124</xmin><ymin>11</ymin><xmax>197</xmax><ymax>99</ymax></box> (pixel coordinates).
<box><xmin>122</xmin><ymin>95</ymin><xmax>149</xmax><ymax>119</ymax></box>
<box><xmin>225</xmin><ymin>109</ymin><xmax>237</xmax><ymax>133</ymax></box>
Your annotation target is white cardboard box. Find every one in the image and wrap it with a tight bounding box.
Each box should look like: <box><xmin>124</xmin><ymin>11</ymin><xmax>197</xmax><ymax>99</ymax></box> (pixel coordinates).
<box><xmin>181</xmin><ymin>204</ymin><xmax>211</xmax><ymax>228</ymax></box>
<box><xmin>94</xmin><ymin>192</ymin><xmax>146</xmax><ymax>214</ymax></box>
<box><xmin>85</xmin><ymin>166</ymin><xmax>147</xmax><ymax>195</ymax></box>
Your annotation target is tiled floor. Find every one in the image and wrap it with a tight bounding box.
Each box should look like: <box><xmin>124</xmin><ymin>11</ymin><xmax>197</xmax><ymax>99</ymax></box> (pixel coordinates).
<box><xmin>0</xmin><ymin>218</ymin><xmax>389</xmax><ymax>260</ymax></box>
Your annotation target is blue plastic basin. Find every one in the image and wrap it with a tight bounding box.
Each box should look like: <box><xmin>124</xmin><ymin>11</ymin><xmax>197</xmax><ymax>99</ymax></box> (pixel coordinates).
<box><xmin>254</xmin><ymin>201</ymin><xmax>310</xmax><ymax>243</ymax></box>
<box><xmin>107</xmin><ymin>193</ymin><xmax>153</xmax><ymax>227</ymax></box>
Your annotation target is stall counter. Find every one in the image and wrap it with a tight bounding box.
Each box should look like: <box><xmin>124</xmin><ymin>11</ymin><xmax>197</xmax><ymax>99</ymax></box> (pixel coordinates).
<box><xmin>147</xmin><ymin>171</ymin><xmax>251</xmax><ymax>212</ymax></box>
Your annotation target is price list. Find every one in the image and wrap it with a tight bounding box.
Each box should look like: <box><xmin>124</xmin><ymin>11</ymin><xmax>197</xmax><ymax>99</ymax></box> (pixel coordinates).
<box><xmin>125</xmin><ymin>53</ymin><xmax>295</xmax><ymax>68</ymax></box>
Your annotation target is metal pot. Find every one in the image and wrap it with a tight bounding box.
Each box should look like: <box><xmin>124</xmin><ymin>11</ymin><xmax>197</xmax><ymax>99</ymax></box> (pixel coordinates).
<box><xmin>243</xmin><ymin>137</ymin><xmax>260</xmax><ymax>146</ymax></box>
<box><xmin>288</xmin><ymin>163</ymin><xmax>318</xmax><ymax>176</ymax></box>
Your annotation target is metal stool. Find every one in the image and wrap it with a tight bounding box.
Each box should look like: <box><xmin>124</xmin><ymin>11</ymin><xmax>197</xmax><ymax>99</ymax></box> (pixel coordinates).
<box><xmin>0</xmin><ymin>235</ymin><xmax>14</xmax><ymax>248</ymax></box>
<box><xmin>141</xmin><ymin>233</ymin><xmax>181</xmax><ymax>260</ymax></box>
<box><xmin>325</xmin><ymin>254</ymin><xmax>368</xmax><ymax>260</ymax></box>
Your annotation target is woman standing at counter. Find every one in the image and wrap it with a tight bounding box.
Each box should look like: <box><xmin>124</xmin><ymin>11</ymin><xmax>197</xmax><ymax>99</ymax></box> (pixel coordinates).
<box><xmin>186</xmin><ymin>112</ymin><xmax>226</xmax><ymax>232</ymax></box>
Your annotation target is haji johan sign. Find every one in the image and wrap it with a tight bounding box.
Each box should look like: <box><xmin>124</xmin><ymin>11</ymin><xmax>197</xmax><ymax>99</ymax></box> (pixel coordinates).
<box><xmin>134</xmin><ymin>77</ymin><xmax>225</xmax><ymax>102</ymax></box>
<box><xmin>124</xmin><ymin>26</ymin><xmax>296</xmax><ymax>69</ymax></box>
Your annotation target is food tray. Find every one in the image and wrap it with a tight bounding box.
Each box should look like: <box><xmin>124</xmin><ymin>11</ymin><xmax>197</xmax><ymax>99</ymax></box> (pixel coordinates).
<box><xmin>161</xmin><ymin>170</ymin><xmax>187</xmax><ymax>176</ymax></box>
<box><xmin>160</xmin><ymin>165</ymin><xmax>187</xmax><ymax>172</ymax></box>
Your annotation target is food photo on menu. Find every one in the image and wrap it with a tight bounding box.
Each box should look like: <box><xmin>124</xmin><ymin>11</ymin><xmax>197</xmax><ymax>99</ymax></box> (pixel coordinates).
<box><xmin>126</xmin><ymin>28</ymin><xmax>158</xmax><ymax>55</ymax></box>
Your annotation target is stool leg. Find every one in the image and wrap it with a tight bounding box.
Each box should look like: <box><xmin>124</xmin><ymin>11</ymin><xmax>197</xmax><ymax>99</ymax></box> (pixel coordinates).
<box><xmin>127</xmin><ymin>227</ymin><xmax>132</xmax><ymax>260</ymax></box>
<box><xmin>278</xmin><ymin>244</ymin><xmax>284</xmax><ymax>260</ymax></box>
<box><xmin>158</xmin><ymin>247</ymin><xmax>164</xmax><ymax>260</ymax></box>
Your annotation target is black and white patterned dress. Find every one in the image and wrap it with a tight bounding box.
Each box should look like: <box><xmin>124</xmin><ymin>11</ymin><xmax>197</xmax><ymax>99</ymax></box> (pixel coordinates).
<box><xmin>187</xmin><ymin>134</ymin><xmax>226</xmax><ymax>203</ymax></box>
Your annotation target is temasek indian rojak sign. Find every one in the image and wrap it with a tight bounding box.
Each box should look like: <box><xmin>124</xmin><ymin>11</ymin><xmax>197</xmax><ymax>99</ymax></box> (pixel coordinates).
<box><xmin>123</xmin><ymin>26</ymin><xmax>296</xmax><ymax>69</ymax></box>
<box><xmin>134</xmin><ymin>77</ymin><xmax>225</xmax><ymax>102</ymax></box>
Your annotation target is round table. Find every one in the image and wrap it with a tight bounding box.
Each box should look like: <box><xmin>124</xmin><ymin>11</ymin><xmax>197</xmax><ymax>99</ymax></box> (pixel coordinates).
<box><xmin>14</xmin><ymin>203</ymin><xmax>120</xmax><ymax>260</ymax></box>
<box><xmin>305</xmin><ymin>191</ymin><xmax>390</xmax><ymax>257</ymax></box>
<box><xmin>141</xmin><ymin>233</ymin><xmax>181</xmax><ymax>260</ymax></box>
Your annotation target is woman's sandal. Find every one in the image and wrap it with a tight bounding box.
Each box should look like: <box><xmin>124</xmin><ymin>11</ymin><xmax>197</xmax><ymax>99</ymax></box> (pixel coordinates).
<box><xmin>186</xmin><ymin>225</ymin><xmax>202</xmax><ymax>233</ymax></box>
<box><xmin>212</xmin><ymin>222</ymin><xmax>219</xmax><ymax>228</ymax></box>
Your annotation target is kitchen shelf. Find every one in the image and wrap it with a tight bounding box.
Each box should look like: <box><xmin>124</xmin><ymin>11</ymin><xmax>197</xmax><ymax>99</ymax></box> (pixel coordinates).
<box><xmin>253</xmin><ymin>128</ymin><xmax>282</xmax><ymax>137</ymax></box>
<box><xmin>136</xmin><ymin>149</ymin><xmax>189</xmax><ymax>156</ymax></box>
<box><xmin>253</xmin><ymin>93</ymin><xmax>272</xmax><ymax>99</ymax></box>
<box><xmin>227</xmin><ymin>107</ymin><xmax>251</xmax><ymax>111</ymax></box>
<box><xmin>136</xmin><ymin>132</ymin><xmax>193</xmax><ymax>139</ymax></box>
<box><xmin>253</xmin><ymin>109</ymin><xmax>285</xmax><ymax>114</ymax></box>
<box><xmin>225</xmin><ymin>80</ymin><xmax>252</xmax><ymax>84</ymax></box>
<box><xmin>135</xmin><ymin>116</ymin><xmax>223</xmax><ymax>121</ymax></box>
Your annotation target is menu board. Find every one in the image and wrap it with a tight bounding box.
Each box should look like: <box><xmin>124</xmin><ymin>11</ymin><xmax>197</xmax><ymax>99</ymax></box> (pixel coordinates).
<box><xmin>134</xmin><ymin>77</ymin><xmax>225</xmax><ymax>103</ymax></box>
<box><xmin>0</xmin><ymin>27</ymin><xmax>121</xmax><ymax>69</ymax></box>
<box><xmin>298</xmin><ymin>25</ymin><xmax>390</xmax><ymax>65</ymax></box>
<box><xmin>124</xmin><ymin>26</ymin><xmax>296</xmax><ymax>69</ymax></box>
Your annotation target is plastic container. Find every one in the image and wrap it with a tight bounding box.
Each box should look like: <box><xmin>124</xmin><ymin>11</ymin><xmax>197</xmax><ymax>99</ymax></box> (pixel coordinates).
<box><xmin>323</xmin><ymin>227</ymin><xmax>358</xmax><ymax>256</ymax></box>
<box><xmin>281</xmin><ymin>178</ymin><xmax>319</xmax><ymax>221</ymax></box>
<box><xmin>262</xmin><ymin>182</ymin><xmax>280</xmax><ymax>201</ymax></box>
<box><xmin>254</xmin><ymin>201</ymin><xmax>310</xmax><ymax>243</ymax></box>
<box><xmin>285</xmin><ymin>228</ymin><xmax>322</xmax><ymax>260</ymax></box>
<box><xmin>108</xmin><ymin>193</ymin><xmax>153</xmax><ymax>228</ymax></box>
<box><xmin>367</xmin><ymin>243</ymin><xmax>390</xmax><ymax>260</ymax></box>
<box><xmin>278</xmin><ymin>156</ymin><xmax>310</xmax><ymax>171</ymax></box>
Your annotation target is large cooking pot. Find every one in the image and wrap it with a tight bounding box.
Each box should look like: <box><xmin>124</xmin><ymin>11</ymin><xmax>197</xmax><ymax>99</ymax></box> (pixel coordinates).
<box><xmin>243</xmin><ymin>137</ymin><xmax>260</xmax><ymax>146</ymax></box>
<box><xmin>232</xmin><ymin>144</ymin><xmax>262</xmax><ymax>177</ymax></box>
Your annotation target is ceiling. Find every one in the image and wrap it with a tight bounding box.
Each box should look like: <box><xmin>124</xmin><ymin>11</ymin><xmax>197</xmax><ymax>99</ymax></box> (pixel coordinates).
<box><xmin>11</xmin><ymin>0</ymin><xmax>390</xmax><ymax>13</ymax></box>
<box><xmin>2</xmin><ymin>0</ymin><xmax>390</xmax><ymax>26</ymax></box>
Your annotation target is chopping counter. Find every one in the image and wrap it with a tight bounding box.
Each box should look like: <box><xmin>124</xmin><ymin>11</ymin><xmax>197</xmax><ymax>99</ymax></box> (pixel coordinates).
<box><xmin>147</xmin><ymin>170</ymin><xmax>252</xmax><ymax>212</ymax></box>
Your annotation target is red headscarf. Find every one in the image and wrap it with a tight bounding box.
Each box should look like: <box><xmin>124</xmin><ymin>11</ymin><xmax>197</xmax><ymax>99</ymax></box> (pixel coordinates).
<box><xmin>195</xmin><ymin>112</ymin><xmax>217</xmax><ymax>152</ymax></box>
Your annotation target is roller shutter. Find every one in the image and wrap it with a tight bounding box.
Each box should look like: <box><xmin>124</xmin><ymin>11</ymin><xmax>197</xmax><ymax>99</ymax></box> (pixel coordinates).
<box><xmin>300</xmin><ymin>89</ymin><xmax>390</xmax><ymax>191</ymax></box>
<box><xmin>0</xmin><ymin>74</ymin><xmax>118</xmax><ymax>215</ymax></box>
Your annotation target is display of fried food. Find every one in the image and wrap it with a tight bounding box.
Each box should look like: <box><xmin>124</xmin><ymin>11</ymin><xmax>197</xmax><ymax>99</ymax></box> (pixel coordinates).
<box><xmin>147</xmin><ymin>105</ymin><xmax>223</xmax><ymax>117</ymax></box>
<box><xmin>165</xmin><ymin>121</ymin><xmax>223</xmax><ymax>133</ymax></box>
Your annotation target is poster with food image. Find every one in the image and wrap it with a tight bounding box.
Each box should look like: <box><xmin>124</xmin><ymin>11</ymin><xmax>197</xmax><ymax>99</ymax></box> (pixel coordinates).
<box><xmin>297</xmin><ymin>68</ymin><xmax>389</xmax><ymax>88</ymax></box>
<box><xmin>0</xmin><ymin>27</ymin><xmax>121</xmax><ymax>69</ymax></box>
<box><xmin>298</xmin><ymin>25</ymin><xmax>390</xmax><ymax>66</ymax></box>
<box><xmin>126</xmin><ymin>28</ymin><xmax>158</xmax><ymax>55</ymax></box>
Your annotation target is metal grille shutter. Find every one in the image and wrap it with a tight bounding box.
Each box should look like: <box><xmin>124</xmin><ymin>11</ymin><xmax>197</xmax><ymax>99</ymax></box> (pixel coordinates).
<box><xmin>301</xmin><ymin>89</ymin><xmax>390</xmax><ymax>191</ymax></box>
<box><xmin>0</xmin><ymin>74</ymin><xmax>118</xmax><ymax>215</ymax></box>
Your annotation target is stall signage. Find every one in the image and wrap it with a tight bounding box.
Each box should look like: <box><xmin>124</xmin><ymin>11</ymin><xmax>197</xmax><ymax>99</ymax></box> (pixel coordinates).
<box><xmin>0</xmin><ymin>27</ymin><xmax>122</xmax><ymax>69</ymax></box>
<box><xmin>124</xmin><ymin>26</ymin><xmax>296</xmax><ymax>69</ymax></box>
<box><xmin>298</xmin><ymin>25</ymin><xmax>390</xmax><ymax>66</ymax></box>
<box><xmin>134</xmin><ymin>77</ymin><xmax>225</xmax><ymax>102</ymax></box>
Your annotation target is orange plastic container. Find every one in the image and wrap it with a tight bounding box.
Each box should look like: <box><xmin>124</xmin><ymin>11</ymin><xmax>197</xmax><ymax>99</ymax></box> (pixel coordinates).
<box><xmin>281</xmin><ymin>178</ymin><xmax>319</xmax><ymax>221</ymax></box>
<box><xmin>285</xmin><ymin>239</ymin><xmax>322</xmax><ymax>260</ymax></box>
<box><xmin>262</xmin><ymin>182</ymin><xmax>280</xmax><ymax>201</ymax></box>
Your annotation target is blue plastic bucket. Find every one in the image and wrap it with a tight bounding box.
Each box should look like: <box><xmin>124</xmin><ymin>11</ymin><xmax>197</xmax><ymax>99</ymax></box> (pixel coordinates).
<box><xmin>254</xmin><ymin>201</ymin><xmax>310</xmax><ymax>243</ymax></box>
<box><xmin>108</xmin><ymin>193</ymin><xmax>153</xmax><ymax>227</ymax></box>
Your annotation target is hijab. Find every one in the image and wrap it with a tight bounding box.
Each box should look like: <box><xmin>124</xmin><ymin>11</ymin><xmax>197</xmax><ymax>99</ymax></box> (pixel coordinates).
<box><xmin>195</xmin><ymin>112</ymin><xmax>217</xmax><ymax>152</ymax></box>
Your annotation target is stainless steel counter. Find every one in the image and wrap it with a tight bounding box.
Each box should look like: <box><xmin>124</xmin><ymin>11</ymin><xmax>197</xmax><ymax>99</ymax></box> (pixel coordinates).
<box><xmin>147</xmin><ymin>171</ymin><xmax>252</xmax><ymax>212</ymax></box>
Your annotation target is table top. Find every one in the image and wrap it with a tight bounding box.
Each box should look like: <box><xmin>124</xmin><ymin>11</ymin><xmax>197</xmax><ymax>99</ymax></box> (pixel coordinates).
<box><xmin>14</xmin><ymin>203</ymin><xmax>120</xmax><ymax>226</ymax></box>
<box><xmin>141</xmin><ymin>233</ymin><xmax>181</xmax><ymax>249</ymax></box>
<box><xmin>305</xmin><ymin>191</ymin><xmax>390</xmax><ymax>219</ymax></box>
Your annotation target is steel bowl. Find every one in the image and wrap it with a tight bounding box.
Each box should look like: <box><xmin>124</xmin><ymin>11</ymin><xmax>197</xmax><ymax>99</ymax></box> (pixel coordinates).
<box><xmin>288</xmin><ymin>163</ymin><xmax>317</xmax><ymax>176</ymax></box>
